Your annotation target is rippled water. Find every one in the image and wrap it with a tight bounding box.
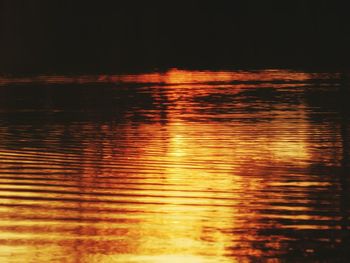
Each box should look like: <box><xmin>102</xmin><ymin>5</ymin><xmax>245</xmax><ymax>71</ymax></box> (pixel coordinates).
<box><xmin>0</xmin><ymin>69</ymin><xmax>349</xmax><ymax>262</ymax></box>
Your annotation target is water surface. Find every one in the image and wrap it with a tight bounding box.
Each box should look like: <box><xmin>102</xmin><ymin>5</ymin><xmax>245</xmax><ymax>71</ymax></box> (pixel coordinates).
<box><xmin>0</xmin><ymin>69</ymin><xmax>349</xmax><ymax>262</ymax></box>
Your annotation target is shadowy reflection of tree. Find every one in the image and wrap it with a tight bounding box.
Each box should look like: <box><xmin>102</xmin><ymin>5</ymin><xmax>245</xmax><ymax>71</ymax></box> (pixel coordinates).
<box><xmin>0</xmin><ymin>82</ymin><xmax>169</xmax><ymax>151</ymax></box>
<box><xmin>251</xmin><ymin>76</ymin><xmax>350</xmax><ymax>261</ymax></box>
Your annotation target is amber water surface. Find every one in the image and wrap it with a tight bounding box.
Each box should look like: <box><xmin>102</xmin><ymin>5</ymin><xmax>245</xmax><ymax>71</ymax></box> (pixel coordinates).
<box><xmin>0</xmin><ymin>69</ymin><xmax>349</xmax><ymax>262</ymax></box>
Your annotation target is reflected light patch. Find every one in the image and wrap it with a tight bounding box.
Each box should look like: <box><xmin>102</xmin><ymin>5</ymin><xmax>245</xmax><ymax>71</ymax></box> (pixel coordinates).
<box><xmin>272</xmin><ymin>140</ymin><xmax>309</xmax><ymax>162</ymax></box>
<box><xmin>99</xmin><ymin>254</ymin><xmax>236</xmax><ymax>263</ymax></box>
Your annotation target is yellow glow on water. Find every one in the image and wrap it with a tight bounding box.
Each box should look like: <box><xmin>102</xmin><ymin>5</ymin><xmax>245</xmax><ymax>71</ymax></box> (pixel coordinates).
<box><xmin>0</xmin><ymin>69</ymin><xmax>346</xmax><ymax>262</ymax></box>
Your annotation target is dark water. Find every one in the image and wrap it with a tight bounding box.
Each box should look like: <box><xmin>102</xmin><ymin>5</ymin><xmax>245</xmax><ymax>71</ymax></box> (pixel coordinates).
<box><xmin>0</xmin><ymin>69</ymin><xmax>349</xmax><ymax>262</ymax></box>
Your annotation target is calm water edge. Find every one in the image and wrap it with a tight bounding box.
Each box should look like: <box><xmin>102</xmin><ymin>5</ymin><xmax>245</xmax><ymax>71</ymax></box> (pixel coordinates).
<box><xmin>0</xmin><ymin>69</ymin><xmax>349</xmax><ymax>262</ymax></box>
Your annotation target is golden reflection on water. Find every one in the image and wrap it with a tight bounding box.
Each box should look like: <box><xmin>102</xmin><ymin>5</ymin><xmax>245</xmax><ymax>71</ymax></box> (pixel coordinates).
<box><xmin>0</xmin><ymin>69</ymin><xmax>349</xmax><ymax>262</ymax></box>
